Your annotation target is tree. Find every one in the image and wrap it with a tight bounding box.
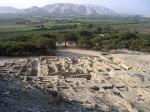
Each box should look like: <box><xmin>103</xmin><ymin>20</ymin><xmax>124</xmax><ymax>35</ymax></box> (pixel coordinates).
<box><xmin>57</xmin><ymin>32</ymin><xmax>78</xmax><ymax>47</ymax></box>
<box><xmin>79</xmin><ymin>30</ymin><xmax>93</xmax><ymax>37</ymax></box>
<box><xmin>77</xmin><ymin>36</ymin><xmax>92</xmax><ymax>49</ymax></box>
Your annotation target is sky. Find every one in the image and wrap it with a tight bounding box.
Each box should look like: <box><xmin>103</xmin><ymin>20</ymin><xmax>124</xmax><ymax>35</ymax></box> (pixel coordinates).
<box><xmin>0</xmin><ymin>0</ymin><xmax>150</xmax><ymax>16</ymax></box>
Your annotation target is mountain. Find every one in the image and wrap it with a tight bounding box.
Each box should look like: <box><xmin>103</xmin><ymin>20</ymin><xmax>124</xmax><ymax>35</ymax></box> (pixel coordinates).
<box><xmin>43</xmin><ymin>3</ymin><xmax>98</xmax><ymax>16</ymax></box>
<box><xmin>0</xmin><ymin>3</ymin><xmax>116</xmax><ymax>17</ymax></box>
<box><xmin>86</xmin><ymin>4</ymin><xmax>115</xmax><ymax>15</ymax></box>
<box><xmin>22</xmin><ymin>6</ymin><xmax>49</xmax><ymax>15</ymax></box>
<box><xmin>0</xmin><ymin>7</ymin><xmax>19</xmax><ymax>13</ymax></box>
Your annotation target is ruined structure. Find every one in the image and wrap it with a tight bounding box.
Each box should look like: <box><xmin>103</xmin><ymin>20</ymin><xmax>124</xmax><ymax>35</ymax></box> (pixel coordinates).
<box><xmin>0</xmin><ymin>55</ymin><xmax>150</xmax><ymax>112</ymax></box>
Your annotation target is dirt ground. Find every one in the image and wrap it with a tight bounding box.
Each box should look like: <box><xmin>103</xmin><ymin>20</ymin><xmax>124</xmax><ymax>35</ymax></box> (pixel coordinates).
<box><xmin>0</xmin><ymin>49</ymin><xmax>150</xmax><ymax>112</ymax></box>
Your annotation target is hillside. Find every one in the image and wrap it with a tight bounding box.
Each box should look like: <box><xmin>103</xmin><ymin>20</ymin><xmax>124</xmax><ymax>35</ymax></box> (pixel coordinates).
<box><xmin>86</xmin><ymin>4</ymin><xmax>115</xmax><ymax>15</ymax></box>
<box><xmin>22</xmin><ymin>6</ymin><xmax>49</xmax><ymax>15</ymax></box>
<box><xmin>43</xmin><ymin>3</ymin><xmax>98</xmax><ymax>16</ymax></box>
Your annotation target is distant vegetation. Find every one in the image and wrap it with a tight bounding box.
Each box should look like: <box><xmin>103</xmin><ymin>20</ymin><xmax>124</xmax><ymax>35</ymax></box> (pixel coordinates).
<box><xmin>0</xmin><ymin>17</ymin><xmax>150</xmax><ymax>56</ymax></box>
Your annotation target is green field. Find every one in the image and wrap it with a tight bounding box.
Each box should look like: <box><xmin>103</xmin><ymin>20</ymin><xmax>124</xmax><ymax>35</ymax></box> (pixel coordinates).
<box><xmin>0</xmin><ymin>18</ymin><xmax>150</xmax><ymax>34</ymax></box>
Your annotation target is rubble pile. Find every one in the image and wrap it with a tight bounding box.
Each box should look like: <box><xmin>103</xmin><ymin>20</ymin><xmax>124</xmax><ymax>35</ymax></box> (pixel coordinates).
<box><xmin>0</xmin><ymin>56</ymin><xmax>150</xmax><ymax>112</ymax></box>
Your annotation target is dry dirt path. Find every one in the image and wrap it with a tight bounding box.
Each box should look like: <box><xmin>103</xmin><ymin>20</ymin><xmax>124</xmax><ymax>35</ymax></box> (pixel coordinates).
<box><xmin>56</xmin><ymin>48</ymin><xmax>102</xmax><ymax>57</ymax></box>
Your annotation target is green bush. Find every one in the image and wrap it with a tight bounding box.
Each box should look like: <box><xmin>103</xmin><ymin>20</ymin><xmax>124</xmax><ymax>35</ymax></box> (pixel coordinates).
<box><xmin>0</xmin><ymin>33</ymin><xmax>56</xmax><ymax>56</ymax></box>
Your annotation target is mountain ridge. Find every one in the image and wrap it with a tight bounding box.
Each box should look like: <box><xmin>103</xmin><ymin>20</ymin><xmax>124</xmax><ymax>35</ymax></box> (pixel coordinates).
<box><xmin>0</xmin><ymin>3</ymin><xmax>116</xmax><ymax>17</ymax></box>
<box><xmin>0</xmin><ymin>6</ymin><xmax>19</xmax><ymax>13</ymax></box>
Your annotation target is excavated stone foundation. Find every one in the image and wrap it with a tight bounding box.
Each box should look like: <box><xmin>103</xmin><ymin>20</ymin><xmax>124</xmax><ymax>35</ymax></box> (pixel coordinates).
<box><xmin>0</xmin><ymin>56</ymin><xmax>150</xmax><ymax>112</ymax></box>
